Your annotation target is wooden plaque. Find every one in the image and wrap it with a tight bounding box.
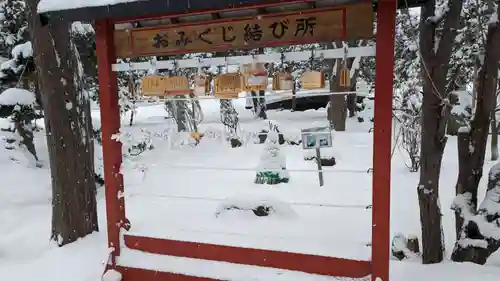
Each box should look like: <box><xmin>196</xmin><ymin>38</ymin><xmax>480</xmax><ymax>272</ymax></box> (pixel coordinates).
<box><xmin>141</xmin><ymin>75</ymin><xmax>190</xmax><ymax>96</ymax></box>
<box><xmin>193</xmin><ymin>74</ymin><xmax>209</xmax><ymax>96</ymax></box>
<box><xmin>272</xmin><ymin>72</ymin><xmax>294</xmax><ymax>91</ymax></box>
<box><xmin>114</xmin><ymin>3</ymin><xmax>374</xmax><ymax>58</ymax></box>
<box><xmin>242</xmin><ymin>62</ymin><xmax>268</xmax><ymax>91</ymax></box>
<box><xmin>339</xmin><ymin>66</ymin><xmax>351</xmax><ymax>88</ymax></box>
<box><xmin>214</xmin><ymin>73</ymin><xmax>243</xmax><ymax>99</ymax></box>
<box><xmin>300</xmin><ymin>71</ymin><xmax>325</xmax><ymax>90</ymax></box>
<box><xmin>241</xmin><ymin>62</ymin><xmax>266</xmax><ymax>76</ymax></box>
<box><xmin>165</xmin><ymin>76</ymin><xmax>190</xmax><ymax>94</ymax></box>
<box><xmin>141</xmin><ymin>75</ymin><xmax>167</xmax><ymax>96</ymax></box>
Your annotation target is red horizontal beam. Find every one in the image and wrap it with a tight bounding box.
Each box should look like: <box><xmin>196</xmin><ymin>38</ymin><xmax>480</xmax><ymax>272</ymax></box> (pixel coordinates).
<box><xmin>124</xmin><ymin>234</ymin><xmax>372</xmax><ymax>278</ymax></box>
<box><xmin>117</xmin><ymin>266</ymin><xmax>220</xmax><ymax>281</ymax></box>
<box><xmin>113</xmin><ymin>0</ymin><xmax>313</xmax><ymax>24</ymax></box>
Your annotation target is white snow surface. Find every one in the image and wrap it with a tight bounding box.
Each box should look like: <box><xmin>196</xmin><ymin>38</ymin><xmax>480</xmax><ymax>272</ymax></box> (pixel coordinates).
<box><xmin>38</xmin><ymin>0</ymin><xmax>146</xmax><ymax>13</ymax></box>
<box><xmin>0</xmin><ymin>88</ymin><xmax>36</xmax><ymax>106</ymax></box>
<box><xmin>0</xmin><ymin>99</ymin><xmax>499</xmax><ymax>281</ymax></box>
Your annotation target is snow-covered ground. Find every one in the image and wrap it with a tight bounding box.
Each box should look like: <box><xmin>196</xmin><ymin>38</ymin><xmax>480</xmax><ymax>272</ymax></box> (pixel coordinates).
<box><xmin>0</xmin><ymin>98</ymin><xmax>499</xmax><ymax>281</ymax></box>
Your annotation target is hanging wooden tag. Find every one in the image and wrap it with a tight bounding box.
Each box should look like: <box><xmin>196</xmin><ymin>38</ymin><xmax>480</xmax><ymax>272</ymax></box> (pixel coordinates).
<box><xmin>272</xmin><ymin>72</ymin><xmax>294</xmax><ymax>91</ymax></box>
<box><xmin>193</xmin><ymin>73</ymin><xmax>208</xmax><ymax>96</ymax></box>
<box><xmin>300</xmin><ymin>71</ymin><xmax>325</xmax><ymax>90</ymax></box>
<box><xmin>241</xmin><ymin>62</ymin><xmax>268</xmax><ymax>92</ymax></box>
<box><xmin>141</xmin><ymin>75</ymin><xmax>191</xmax><ymax>96</ymax></box>
<box><xmin>272</xmin><ymin>72</ymin><xmax>280</xmax><ymax>91</ymax></box>
<box><xmin>214</xmin><ymin>73</ymin><xmax>243</xmax><ymax>99</ymax></box>
<box><xmin>164</xmin><ymin>76</ymin><xmax>190</xmax><ymax>95</ymax></box>
<box><xmin>141</xmin><ymin>75</ymin><xmax>166</xmax><ymax>96</ymax></box>
<box><xmin>339</xmin><ymin>66</ymin><xmax>351</xmax><ymax>88</ymax></box>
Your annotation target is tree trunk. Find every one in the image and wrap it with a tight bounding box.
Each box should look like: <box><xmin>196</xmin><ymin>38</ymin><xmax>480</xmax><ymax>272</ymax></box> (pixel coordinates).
<box><xmin>14</xmin><ymin>118</ymin><xmax>38</xmax><ymax>163</ymax></box>
<box><xmin>491</xmin><ymin>110</ymin><xmax>498</xmax><ymax>161</ymax></box>
<box><xmin>27</xmin><ymin>0</ymin><xmax>98</xmax><ymax>245</ymax></box>
<box><xmin>329</xmin><ymin>82</ymin><xmax>347</xmax><ymax>131</ymax></box>
<box><xmin>417</xmin><ymin>0</ymin><xmax>463</xmax><ymax>264</ymax></box>
<box><xmin>347</xmin><ymin>92</ymin><xmax>357</xmax><ymax>118</ymax></box>
<box><xmin>451</xmin><ymin>5</ymin><xmax>500</xmax><ymax>264</ymax></box>
<box><xmin>258</xmin><ymin>90</ymin><xmax>267</xmax><ymax>120</ymax></box>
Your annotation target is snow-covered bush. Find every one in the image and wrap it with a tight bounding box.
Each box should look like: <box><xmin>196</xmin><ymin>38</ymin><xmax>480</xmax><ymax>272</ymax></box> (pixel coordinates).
<box><xmin>0</xmin><ymin>87</ymin><xmax>39</xmax><ymax>166</ymax></box>
<box><xmin>395</xmin><ymin>89</ymin><xmax>422</xmax><ymax>172</ymax></box>
<box><xmin>255</xmin><ymin>126</ymin><xmax>289</xmax><ymax>185</ymax></box>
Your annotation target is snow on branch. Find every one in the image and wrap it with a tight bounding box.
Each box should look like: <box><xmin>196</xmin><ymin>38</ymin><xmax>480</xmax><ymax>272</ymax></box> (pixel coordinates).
<box><xmin>426</xmin><ymin>0</ymin><xmax>450</xmax><ymax>24</ymax></box>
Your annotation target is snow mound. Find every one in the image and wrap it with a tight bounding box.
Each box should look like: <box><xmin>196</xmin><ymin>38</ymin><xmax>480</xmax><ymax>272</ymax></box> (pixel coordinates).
<box><xmin>215</xmin><ymin>197</ymin><xmax>297</xmax><ymax>219</ymax></box>
<box><xmin>0</xmin><ymin>88</ymin><xmax>36</xmax><ymax>107</ymax></box>
<box><xmin>304</xmin><ymin>147</ymin><xmax>340</xmax><ymax>160</ymax></box>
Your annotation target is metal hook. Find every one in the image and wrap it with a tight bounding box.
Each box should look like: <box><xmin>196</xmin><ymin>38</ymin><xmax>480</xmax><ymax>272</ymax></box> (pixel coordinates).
<box><xmin>310</xmin><ymin>48</ymin><xmax>315</xmax><ymax>70</ymax></box>
<box><xmin>149</xmin><ymin>58</ymin><xmax>157</xmax><ymax>74</ymax></box>
<box><xmin>128</xmin><ymin>59</ymin><xmax>133</xmax><ymax>71</ymax></box>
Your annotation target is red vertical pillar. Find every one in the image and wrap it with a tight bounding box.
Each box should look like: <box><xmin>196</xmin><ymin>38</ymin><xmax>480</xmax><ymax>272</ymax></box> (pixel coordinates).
<box><xmin>372</xmin><ymin>1</ymin><xmax>397</xmax><ymax>281</ymax></box>
<box><xmin>95</xmin><ymin>19</ymin><xmax>126</xmax><ymax>264</ymax></box>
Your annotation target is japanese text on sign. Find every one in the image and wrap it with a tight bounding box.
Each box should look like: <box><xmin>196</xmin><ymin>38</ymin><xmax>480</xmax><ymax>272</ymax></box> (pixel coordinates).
<box><xmin>114</xmin><ymin>4</ymin><xmax>374</xmax><ymax>58</ymax></box>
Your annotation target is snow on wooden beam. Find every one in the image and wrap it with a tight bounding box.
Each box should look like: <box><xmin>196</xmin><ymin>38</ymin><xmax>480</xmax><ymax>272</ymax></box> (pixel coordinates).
<box><xmin>112</xmin><ymin>46</ymin><xmax>376</xmax><ymax>72</ymax></box>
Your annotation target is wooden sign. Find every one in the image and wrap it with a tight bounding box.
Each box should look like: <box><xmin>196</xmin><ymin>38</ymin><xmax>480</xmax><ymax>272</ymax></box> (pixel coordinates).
<box><xmin>141</xmin><ymin>75</ymin><xmax>166</xmax><ymax>96</ymax></box>
<box><xmin>115</xmin><ymin>3</ymin><xmax>373</xmax><ymax>58</ymax></box>
<box><xmin>141</xmin><ymin>75</ymin><xmax>190</xmax><ymax>96</ymax></box>
<box><xmin>301</xmin><ymin>126</ymin><xmax>332</xmax><ymax>150</ymax></box>
<box><xmin>165</xmin><ymin>76</ymin><xmax>190</xmax><ymax>94</ymax></box>
<box><xmin>300</xmin><ymin>71</ymin><xmax>325</xmax><ymax>90</ymax></box>
<box><xmin>241</xmin><ymin>62</ymin><xmax>267</xmax><ymax>76</ymax></box>
<box><xmin>214</xmin><ymin>73</ymin><xmax>243</xmax><ymax>99</ymax></box>
<box><xmin>339</xmin><ymin>66</ymin><xmax>351</xmax><ymax>88</ymax></box>
<box><xmin>272</xmin><ymin>72</ymin><xmax>294</xmax><ymax>91</ymax></box>
<box><xmin>241</xmin><ymin>62</ymin><xmax>268</xmax><ymax>91</ymax></box>
<box><xmin>193</xmin><ymin>74</ymin><xmax>209</xmax><ymax>96</ymax></box>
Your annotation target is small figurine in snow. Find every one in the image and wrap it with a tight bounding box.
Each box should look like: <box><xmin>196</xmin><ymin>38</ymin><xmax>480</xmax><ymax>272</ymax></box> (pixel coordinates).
<box><xmin>255</xmin><ymin>126</ymin><xmax>289</xmax><ymax>185</ymax></box>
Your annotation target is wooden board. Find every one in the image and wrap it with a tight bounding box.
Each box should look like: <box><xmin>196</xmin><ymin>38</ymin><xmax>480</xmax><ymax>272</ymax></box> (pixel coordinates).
<box><xmin>214</xmin><ymin>73</ymin><xmax>243</xmax><ymax>99</ymax></box>
<box><xmin>141</xmin><ymin>75</ymin><xmax>190</xmax><ymax>96</ymax></box>
<box><xmin>114</xmin><ymin>3</ymin><xmax>373</xmax><ymax>58</ymax></box>
<box><xmin>300</xmin><ymin>71</ymin><xmax>325</xmax><ymax>90</ymax></box>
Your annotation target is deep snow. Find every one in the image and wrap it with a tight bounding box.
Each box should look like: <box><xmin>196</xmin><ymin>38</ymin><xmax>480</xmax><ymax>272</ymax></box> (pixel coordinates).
<box><xmin>0</xmin><ymin>98</ymin><xmax>499</xmax><ymax>280</ymax></box>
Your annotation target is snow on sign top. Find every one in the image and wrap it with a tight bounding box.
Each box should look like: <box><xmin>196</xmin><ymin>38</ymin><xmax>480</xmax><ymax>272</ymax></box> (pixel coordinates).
<box><xmin>37</xmin><ymin>0</ymin><xmax>145</xmax><ymax>13</ymax></box>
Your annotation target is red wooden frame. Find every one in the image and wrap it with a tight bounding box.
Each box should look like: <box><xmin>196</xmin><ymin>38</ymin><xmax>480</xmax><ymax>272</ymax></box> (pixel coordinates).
<box><xmin>95</xmin><ymin>0</ymin><xmax>397</xmax><ymax>280</ymax></box>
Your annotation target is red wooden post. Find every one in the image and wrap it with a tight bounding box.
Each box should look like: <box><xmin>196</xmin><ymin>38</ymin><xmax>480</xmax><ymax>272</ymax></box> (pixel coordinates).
<box><xmin>372</xmin><ymin>1</ymin><xmax>397</xmax><ymax>281</ymax></box>
<box><xmin>95</xmin><ymin>19</ymin><xmax>126</xmax><ymax>264</ymax></box>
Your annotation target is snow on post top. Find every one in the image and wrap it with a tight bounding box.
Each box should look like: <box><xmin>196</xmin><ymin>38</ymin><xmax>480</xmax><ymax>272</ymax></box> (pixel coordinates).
<box><xmin>37</xmin><ymin>0</ymin><xmax>145</xmax><ymax>13</ymax></box>
<box><xmin>0</xmin><ymin>88</ymin><xmax>36</xmax><ymax>107</ymax></box>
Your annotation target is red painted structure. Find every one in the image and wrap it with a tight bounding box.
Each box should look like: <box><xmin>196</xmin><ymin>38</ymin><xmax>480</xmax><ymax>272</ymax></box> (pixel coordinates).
<box><xmin>42</xmin><ymin>0</ymin><xmax>400</xmax><ymax>280</ymax></box>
